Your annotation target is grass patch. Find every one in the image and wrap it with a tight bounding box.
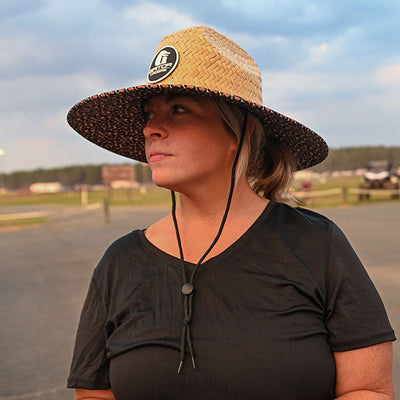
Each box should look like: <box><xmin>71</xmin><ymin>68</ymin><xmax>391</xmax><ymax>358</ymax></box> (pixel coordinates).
<box><xmin>0</xmin><ymin>186</ymin><xmax>172</xmax><ymax>207</ymax></box>
<box><xmin>0</xmin><ymin>192</ymin><xmax>82</xmax><ymax>206</ymax></box>
<box><xmin>0</xmin><ymin>217</ymin><xmax>48</xmax><ymax>229</ymax></box>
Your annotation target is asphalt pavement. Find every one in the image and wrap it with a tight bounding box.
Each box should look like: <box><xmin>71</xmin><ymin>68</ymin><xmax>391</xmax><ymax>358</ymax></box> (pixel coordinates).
<box><xmin>0</xmin><ymin>202</ymin><xmax>398</xmax><ymax>399</ymax></box>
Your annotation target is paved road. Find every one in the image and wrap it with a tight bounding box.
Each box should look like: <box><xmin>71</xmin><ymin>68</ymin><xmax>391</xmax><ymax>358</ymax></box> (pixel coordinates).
<box><xmin>0</xmin><ymin>202</ymin><xmax>398</xmax><ymax>399</ymax></box>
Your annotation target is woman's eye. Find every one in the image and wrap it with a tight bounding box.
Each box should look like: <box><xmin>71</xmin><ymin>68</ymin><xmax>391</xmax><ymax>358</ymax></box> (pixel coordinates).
<box><xmin>143</xmin><ymin>110</ymin><xmax>153</xmax><ymax>121</ymax></box>
<box><xmin>173</xmin><ymin>105</ymin><xmax>187</xmax><ymax>114</ymax></box>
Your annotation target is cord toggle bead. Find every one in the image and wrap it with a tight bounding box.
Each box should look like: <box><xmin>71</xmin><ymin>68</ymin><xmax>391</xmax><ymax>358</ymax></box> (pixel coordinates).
<box><xmin>181</xmin><ymin>283</ymin><xmax>194</xmax><ymax>295</ymax></box>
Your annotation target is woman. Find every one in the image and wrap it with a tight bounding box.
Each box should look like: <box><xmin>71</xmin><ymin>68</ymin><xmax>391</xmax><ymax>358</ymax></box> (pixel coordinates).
<box><xmin>67</xmin><ymin>26</ymin><xmax>395</xmax><ymax>399</ymax></box>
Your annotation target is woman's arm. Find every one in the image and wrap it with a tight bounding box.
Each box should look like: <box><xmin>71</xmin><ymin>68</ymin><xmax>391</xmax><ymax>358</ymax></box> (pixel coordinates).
<box><xmin>75</xmin><ymin>388</ymin><xmax>116</xmax><ymax>400</ymax></box>
<box><xmin>334</xmin><ymin>342</ymin><xmax>394</xmax><ymax>399</ymax></box>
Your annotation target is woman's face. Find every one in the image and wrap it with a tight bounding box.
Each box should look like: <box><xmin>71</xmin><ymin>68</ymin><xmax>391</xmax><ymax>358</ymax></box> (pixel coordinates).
<box><xmin>143</xmin><ymin>94</ymin><xmax>238</xmax><ymax>193</ymax></box>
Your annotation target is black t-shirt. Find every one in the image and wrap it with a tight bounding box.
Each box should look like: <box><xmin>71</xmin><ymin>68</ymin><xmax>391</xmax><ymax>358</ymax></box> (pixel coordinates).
<box><xmin>67</xmin><ymin>201</ymin><xmax>395</xmax><ymax>399</ymax></box>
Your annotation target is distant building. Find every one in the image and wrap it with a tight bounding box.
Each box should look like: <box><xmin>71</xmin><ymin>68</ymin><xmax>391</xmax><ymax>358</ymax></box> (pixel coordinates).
<box><xmin>294</xmin><ymin>170</ymin><xmax>323</xmax><ymax>181</ymax></box>
<box><xmin>110</xmin><ymin>180</ymin><xmax>139</xmax><ymax>189</ymax></box>
<box><xmin>102</xmin><ymin>165</ymin><xmax>137</xmax><ymax>188</ymax></box>
<box><xmin>30</xmin><ymin>182</ymin><xmax>62</xmax><ymax>193</ymax></box>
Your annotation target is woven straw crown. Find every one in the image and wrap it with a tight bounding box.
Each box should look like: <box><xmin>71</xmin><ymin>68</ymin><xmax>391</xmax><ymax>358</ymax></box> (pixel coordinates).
<box><xmin>147</xmin><ymin>26</ymin><xmax>263</xmax><ymax>104</ymax></box>
<box><xmin>67</xmin><ymin>25</ymin><xmax>328</xmax><ymax>170</ymax></box>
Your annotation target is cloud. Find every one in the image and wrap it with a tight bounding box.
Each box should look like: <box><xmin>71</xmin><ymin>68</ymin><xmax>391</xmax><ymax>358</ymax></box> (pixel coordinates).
<box><xmin>373</xmin><ymin>61</ymin><xmax>400</xmax><ymax>113</ymax></box>
<box><xmin>377</xmin><ymin>62</ymin><xmax>400</xmax><ymax>86</ymax></box>
<box><xmin>0</xmin><ymin>71</ymin><xmax>113</xmax><ymax>114</ymax></box>
<box><xmin>124</xmin><ymin>2</ymin><xmax>198</xmax><ymax>32</ymax></box>
<box><xmin>1</xmin><ymin>135</ymin><xmax>131</xmax><ymax>173</ymax></box>
<box><xmin>0</xmin><ymin>0</ymin><xmax>46</xmax><ymax>20</ymax></box>
<box><xmin>261</xmin><ymin>59</ymin><xmax>399</xmax><ymax>148</ymax></box>
<box><xmin>0</xmin><ymin>70</ymin><xmax>122</xmax><ymax>172</ymax></box>
<box><xmin>262</xmin><ymin>69</ymin><xmax>367</xmax><ymax>109</ymax></box>
<box><xmin>0</xmin><ymin>34</ymin><xmax>63</xmax><ymax>79</ymax></box>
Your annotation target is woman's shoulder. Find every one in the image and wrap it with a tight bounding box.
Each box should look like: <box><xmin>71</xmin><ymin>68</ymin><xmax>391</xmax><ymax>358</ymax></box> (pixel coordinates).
<box><xmin>91</xmin><ymin>227</ymin><xmax>166</xmax><ymax>289</ymax></box>
<box><xmin>268</xmin><ymin>202</ymin><xmax>357</xmax><ymax>256</ymax></box>
<box><xmin>106</xmin><ymin>229</ymin><xmax>144</xmax><ymax>255</ymax></box>
<box><xmin>93</xmin><ymin>229</ymin><xmax>146</xmax><ymax>275</ymax></box>
<box><xmin>272</xmin><ymin>201</ymin><xmax>332</xmax><ymax>227</ymax></box>
<box><xmin>265</xmin><ymin>201</ymin><xmax>339</xmax><ymax>247</ymax></box>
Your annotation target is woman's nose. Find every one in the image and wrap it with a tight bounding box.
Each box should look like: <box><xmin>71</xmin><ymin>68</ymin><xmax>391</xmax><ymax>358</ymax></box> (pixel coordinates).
<box><xmin>143</xmin><ymin>113</ymin><xmax>168</xmax><ymax>139</ymax></box>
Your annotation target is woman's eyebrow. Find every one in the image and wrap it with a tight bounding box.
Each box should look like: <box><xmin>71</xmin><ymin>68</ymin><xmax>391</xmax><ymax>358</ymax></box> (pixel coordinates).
<box><xmin>165</xmin><ymin>94</ymin><xmax>201</xmax><ymax>104</ymax></box>
<box><xmin>144</xmin><ymin>94</ymin><xmax>201</xmax><ymax>109</ymax></box>
<box><xmin>143</xmin><ymin>99</ymin><xmax>155</xmax><ymax>109</ymax></box>
<box><xmin>143</xmin><ymin>95</ymin><xmax>179</xmax><ymax>109</ymax></box>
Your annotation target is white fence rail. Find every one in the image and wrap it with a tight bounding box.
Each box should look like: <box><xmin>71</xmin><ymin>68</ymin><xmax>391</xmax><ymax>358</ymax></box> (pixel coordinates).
<box><xmin>294</xmin><ymin>188</ymin><xmax>343</xmax><ymax>199</ymax></box>
<box><xmin>348</xmin><ymin>188</ymin><xmax>400</xmax><ymax>196</ymax></box>
<box><xmin>294</xmin><ymin>187</ymin><xmax>400</xmax><ymax>203</ymax></box>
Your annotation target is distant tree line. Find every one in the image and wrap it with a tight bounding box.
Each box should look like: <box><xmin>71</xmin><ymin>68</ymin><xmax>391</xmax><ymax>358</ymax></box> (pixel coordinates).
<box><xmin>0</xmin><ymin>163</ymin><xmax>153</xmax><ymax>190</ymax></box>
<box><xmin>313</xmin><ymin>146</ymin><xmax>400</xmax><ymax>172</ymax></box>
<box><xmin>1</xmin><ymin>146</ymin><xmax>399</xmax><ymax>190</ymax></box>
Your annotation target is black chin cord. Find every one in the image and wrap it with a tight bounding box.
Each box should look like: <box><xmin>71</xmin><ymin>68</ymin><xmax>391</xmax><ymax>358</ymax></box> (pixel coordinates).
<box><xmin>172</xmin><ymin>111</ymin><xmax>248</xmax><ymax>374</ymax></box>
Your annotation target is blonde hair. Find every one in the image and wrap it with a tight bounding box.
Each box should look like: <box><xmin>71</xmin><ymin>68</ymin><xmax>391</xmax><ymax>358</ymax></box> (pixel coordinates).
<box><xmin>207</xmin><ymin>97</ymin><xmax>297</xmax><ymax>202</ymax></box>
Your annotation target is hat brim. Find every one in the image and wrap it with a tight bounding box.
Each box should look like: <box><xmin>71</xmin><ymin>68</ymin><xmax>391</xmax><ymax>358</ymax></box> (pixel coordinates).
<box><xmin>67</xmin><ymin>84</ymin><xmax>328</xmax><ymax>170</ymax></box>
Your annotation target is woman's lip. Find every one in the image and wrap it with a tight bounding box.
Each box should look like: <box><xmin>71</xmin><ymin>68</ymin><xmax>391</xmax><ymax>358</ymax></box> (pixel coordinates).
<box><xmin>149</xmin><ymin>152</ymin><xmax>172</xmax><ymax>162</ymax></box>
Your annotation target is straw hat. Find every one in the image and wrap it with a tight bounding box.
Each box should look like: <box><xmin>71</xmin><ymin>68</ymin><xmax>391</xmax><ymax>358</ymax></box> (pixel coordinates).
<box><xmin>67</xmin><ymin>25</ymin><xmax>328</xmax><ymax>170</ymax></box>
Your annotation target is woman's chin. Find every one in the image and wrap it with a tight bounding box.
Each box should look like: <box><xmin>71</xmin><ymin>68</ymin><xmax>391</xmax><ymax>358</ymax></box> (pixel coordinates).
<box><xmin>151</xmin><ymin>174</ymin><xmax>182</xmax><ymax>191</ymax></box>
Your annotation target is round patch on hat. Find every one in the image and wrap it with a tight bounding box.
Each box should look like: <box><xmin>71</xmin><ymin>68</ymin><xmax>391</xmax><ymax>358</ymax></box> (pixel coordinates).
<box><xmin>147</xmin><ymin>46</ymin><xmax>179</xmax><ymax>83</ymax></box>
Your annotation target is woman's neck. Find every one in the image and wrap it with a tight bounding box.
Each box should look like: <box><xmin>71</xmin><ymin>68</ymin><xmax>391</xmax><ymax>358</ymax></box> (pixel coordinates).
<box><xmin>175</xmin><ymin>176</ymin><xmax>268</xmax><ymax>226</ymax></box>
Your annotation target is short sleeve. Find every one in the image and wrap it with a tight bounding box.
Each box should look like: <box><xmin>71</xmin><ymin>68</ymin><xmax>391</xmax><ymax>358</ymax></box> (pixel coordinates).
<box><xmin>67</xmin><ymin>270</ymin><xmax>110</xmax><ymax>389</ymax></box>
<box><xmin>325</xmin><ymin>222</ymin><xmax>396</xmax><ymax>351</ymax></box>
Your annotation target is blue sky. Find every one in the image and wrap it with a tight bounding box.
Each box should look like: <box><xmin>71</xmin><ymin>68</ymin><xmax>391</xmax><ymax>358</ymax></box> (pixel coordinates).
<box><xmin>1</xmin><ymin>0</ymin><xmax>399</xmax><ymax>173</ymax></box>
